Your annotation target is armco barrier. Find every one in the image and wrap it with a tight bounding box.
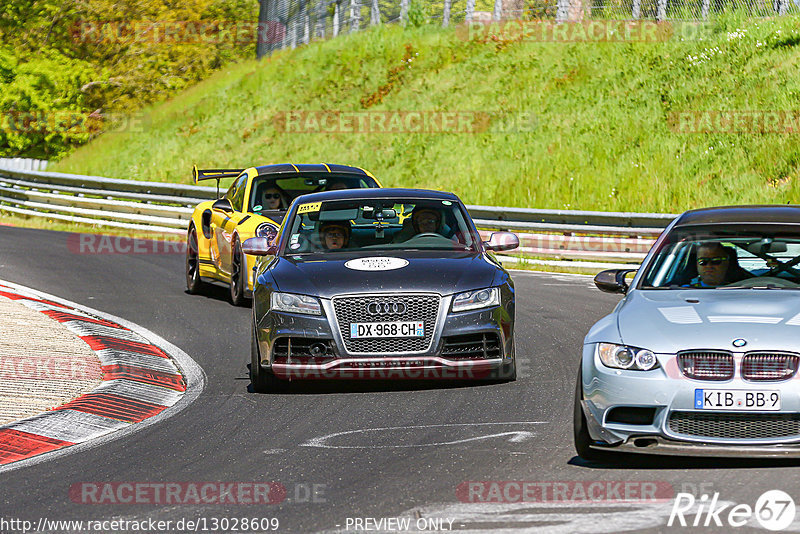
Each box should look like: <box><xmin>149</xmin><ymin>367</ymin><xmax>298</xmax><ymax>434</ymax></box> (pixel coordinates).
<box><xmin>0</xmin><ymin>167</ymin><xmax>673</xmax><ymax>267</ymax></box>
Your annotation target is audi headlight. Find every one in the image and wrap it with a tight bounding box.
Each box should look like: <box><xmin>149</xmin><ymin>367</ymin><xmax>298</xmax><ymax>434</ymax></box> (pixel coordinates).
<box><xmin>270</xmin><ymin>292</ymin><xmax>321</xmax><ymax>315</ymax></box>
<box><xmin>451</xmin><ymin>287</ymin><xmax>500</xmax><ymax>312</ymax></box>
<box><xmin>597</xmin><ymin>343</ymin><xmax>659</xmax><ymax>371</ymax></box>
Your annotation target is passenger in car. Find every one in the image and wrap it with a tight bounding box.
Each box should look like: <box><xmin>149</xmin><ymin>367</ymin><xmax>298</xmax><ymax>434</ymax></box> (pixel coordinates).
<box><xmin>319</xmin><ymin>222</ymin><xmax>350</xmax><ymax>250</ymax></box>
<box><xmin>325</xmin><ymin>181</ymin><xmax>349</xmax><ymax>191</ymax></box>
<box><xmin>261</xmin><ymin>186</ymin><xmax>289</xmax><ymax>210</ymax></box>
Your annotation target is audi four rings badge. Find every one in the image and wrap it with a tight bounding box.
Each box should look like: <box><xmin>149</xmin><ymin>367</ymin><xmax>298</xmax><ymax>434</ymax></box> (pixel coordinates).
<box><xmin>366</xmin><ymin>302</ymin><xmax>408</xmax><ymax>315</ymax></box>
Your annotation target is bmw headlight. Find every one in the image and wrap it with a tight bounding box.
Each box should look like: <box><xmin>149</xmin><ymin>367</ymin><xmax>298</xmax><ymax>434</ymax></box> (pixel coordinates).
<box><xmin>451</xmin><ymin>287</ymin><xmax>500</xmax><ymax>312</ymax></box>
<box><xmin>597</xmin><ymin>343</ymin><xmax>659</xmax><ymax>371</ymax></box>
<box><xmin>270</xmin><ymin>292</ymin><xmax>321</xmax><ymax>315</ymax></box>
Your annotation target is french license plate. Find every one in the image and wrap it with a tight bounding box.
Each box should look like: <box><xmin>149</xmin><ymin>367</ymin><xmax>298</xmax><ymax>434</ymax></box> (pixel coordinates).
<box><xmin>350</xmin><ymin>321</ymin><xmax>424</xmax><ymax>339</ymax></box>
<box><xmin>695</xmin><ymin>389</ymin><xmax>781</xmax><ymax>411</ymax></box>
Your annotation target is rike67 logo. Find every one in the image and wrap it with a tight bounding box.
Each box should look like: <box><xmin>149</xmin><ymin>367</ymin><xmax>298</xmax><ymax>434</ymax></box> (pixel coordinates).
<box><xmin>669</xmin><ymin>490</ymin><xmax>796</xmax><ymax>531</ymax></box>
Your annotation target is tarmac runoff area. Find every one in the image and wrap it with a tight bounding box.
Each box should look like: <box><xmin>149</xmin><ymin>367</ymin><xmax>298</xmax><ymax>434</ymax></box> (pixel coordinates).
<box><xmin>0</xmin><ymin>281</ymin><xmax>200</xmax><ymax>468</ymax></box>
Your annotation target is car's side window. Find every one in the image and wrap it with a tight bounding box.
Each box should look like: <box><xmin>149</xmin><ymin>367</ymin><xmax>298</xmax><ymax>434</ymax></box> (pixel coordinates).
<box><xmin>227</xmin><ymin>174</ymin><xmax>248</xmax><ymax>212</ymax></box>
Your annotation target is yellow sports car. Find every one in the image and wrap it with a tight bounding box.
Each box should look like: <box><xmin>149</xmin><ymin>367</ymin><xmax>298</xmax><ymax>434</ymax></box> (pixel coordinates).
<box><xmin>186</xmin><ymin>163</ymin><xmax>381</xmax><ymax>305</ymax></box>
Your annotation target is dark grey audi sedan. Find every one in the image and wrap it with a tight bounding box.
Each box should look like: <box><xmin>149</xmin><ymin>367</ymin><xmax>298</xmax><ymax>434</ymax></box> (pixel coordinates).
<box><xmin>242</xmin><ymin>188</ymin><xmax>519</xmax><ymax>391</ymax></box>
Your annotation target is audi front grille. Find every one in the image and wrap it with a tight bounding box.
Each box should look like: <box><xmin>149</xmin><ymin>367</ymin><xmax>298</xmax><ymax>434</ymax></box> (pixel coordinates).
<box><xmin>332</xmin><ymin>294</ymin><xmax>440</xmax><ymax>354</ymax></box>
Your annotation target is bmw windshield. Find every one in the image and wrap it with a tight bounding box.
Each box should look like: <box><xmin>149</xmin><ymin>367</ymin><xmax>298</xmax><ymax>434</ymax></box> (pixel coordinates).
<box><xmin>281</xmin><ymin>198</ymin><xmax>480</xmax><ymax>254</ymax></box>
<box><xmin>639</xmin><ymin>225</ymin><xmax>800</xmax><ymax>289</ymax></box>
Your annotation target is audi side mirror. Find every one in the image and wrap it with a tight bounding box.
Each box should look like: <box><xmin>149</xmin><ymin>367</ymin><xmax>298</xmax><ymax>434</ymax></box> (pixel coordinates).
<box><xmin>484</xmin><ymin>232</ymin><xmax>519</xmax><ymax>252</ymax></box>
<box><xmin>212</xmin><ymin>198</ymin><xmax>234</xmax><ymax>213</ymax></box>
<box><xmin>242</xmin><ymin>237</ymin><xmax>277</xmax><ymax>256</ymax></box>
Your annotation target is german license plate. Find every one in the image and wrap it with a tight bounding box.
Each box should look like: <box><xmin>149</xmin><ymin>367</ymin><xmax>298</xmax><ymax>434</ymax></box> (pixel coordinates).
<box><xmin>350</xmin><ymin>321</ymin><xmax>424</xmax><ymax>339</ymax></box>
<box><xmin>695</xmin><ymin>389</ymin><xmax>781</xmax><ymax>411</ymax></box>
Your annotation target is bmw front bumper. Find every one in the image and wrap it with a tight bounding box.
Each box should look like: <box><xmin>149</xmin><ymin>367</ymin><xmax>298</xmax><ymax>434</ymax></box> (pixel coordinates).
<box><xmin>580</xmin><ymin>343</ymin><xmax>800</xmax><ymax>457</ymax></box>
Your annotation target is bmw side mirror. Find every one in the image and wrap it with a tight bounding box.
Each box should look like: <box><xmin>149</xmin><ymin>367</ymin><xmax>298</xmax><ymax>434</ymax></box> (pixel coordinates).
<box><xmin>484</xmin><ymin>232</ymin><xmax>519</xmax><ymax>252</ymax></box>
<box><xmin>242</xmin><ymin>237</ymin><xmax>277</xmax><ymax>256</ymax></box>
<box><xmin>594</xmin><ymin>269</ymin><xmax>637</xmax><ymax>294</ymax></box>
<box><xmin>212</xmin><ymin>198</ymin><xmax>234</xmax><ymax>213</ymax></box>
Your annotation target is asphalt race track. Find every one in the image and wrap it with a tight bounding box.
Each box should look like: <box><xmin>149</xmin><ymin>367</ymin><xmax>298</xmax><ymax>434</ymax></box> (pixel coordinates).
<box><xmin>3</xmin><ymin>225</ymin><xmax>800</xmax><ymax>533</ymax></box>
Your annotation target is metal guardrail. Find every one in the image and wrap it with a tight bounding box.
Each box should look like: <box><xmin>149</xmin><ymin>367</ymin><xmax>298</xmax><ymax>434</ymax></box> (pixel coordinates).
<box><xmin>0</xmin><ymin>167</ymin><xmax>672</xmax><ymax>266</ymax></box>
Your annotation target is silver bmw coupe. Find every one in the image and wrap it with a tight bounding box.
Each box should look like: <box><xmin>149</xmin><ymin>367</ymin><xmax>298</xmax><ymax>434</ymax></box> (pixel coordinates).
<box><xmin>575</xmin><ymin>205</ymin><xmax>800</xmax><ymax>459</ymax></box>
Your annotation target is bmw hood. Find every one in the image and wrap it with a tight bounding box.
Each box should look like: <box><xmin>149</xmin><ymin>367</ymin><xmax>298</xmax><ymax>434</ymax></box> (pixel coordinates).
<box><xmin>614</xmin><ymin>289</ymin><xmax>800</xmax><ymax>353</ymax></box>
<box><xmin>270</xmin><ymin>251</ymin><xmax>499</xmax><ymax>299</ymax></box>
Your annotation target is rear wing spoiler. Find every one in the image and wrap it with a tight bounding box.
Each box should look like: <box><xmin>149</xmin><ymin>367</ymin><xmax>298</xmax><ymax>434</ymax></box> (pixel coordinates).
<box><xmin>192</xmin><ymin>165</ymin><xmax>244</xmax><ymax>184</ymax></box>
<box><xmin>193</xmin><ymin>165</ymin><xmax>244</xmax><ymax>197</ymax></box>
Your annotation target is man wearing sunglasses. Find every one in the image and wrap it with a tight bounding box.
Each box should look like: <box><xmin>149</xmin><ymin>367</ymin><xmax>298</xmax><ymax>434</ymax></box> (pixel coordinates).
<box><xmin>688</xmin><ymin>242</ymin><xmax>749</xmax><ymax>287</ymax></box>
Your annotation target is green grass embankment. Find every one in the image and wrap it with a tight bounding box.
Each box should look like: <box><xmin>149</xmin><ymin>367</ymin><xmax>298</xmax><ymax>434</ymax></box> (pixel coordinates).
<box><xmin>53</xmin><ymin>13</ymin><xmax>800</xmax><ymax>212</ymax></box>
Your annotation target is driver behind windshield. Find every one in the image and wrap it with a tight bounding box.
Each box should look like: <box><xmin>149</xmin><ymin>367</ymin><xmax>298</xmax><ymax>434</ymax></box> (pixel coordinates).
<box><xmin>319</xmin><ymin>222</ymin><xmax>350</xmax><ymax>250</ymax></box>
<box><xmin>688</xmin><ymin>242</ymin><xmax>750</xmax><ymax>287</ymax></box>
<box><xmin>412</xmin><ymin>208</ymin><xmax>443</xmax><ymax>235</ymax></box>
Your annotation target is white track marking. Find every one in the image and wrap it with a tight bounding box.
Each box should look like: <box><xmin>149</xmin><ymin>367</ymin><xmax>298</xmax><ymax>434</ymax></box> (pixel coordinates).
<box><xmin>301</xmin><ymin>422</ymin><xmax>545</xmax><ymax>449</ymax></box>
<box><xmin>94</xmin><ymin>349</ymin><xmax>180</xmax><ymax>373</ymax></box>
<box><xmin>19</xmin><ymin>300</ymin><xmax>93</xmax><ymax>317</ymax></box>
<box><xmin>93</xmin><ymin>379</ymin><xmax>184</xmax><ymax>407</ymax></box>
<box><xmin>63</xmin><ymin>321</ymin><xmax>148</xmax><ymax>342</ymax></box>
<box><xmin>7</xmin><ymin>409</ymin><xmax>130</xmax><ymax>443</ymax></box>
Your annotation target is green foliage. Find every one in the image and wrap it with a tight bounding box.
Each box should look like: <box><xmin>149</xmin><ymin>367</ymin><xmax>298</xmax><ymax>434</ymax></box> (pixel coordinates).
<box><xmin>407</xmin><ymin>0</ymin><xmax>430</xmax><ymax>27</ymax></box>
<box><xmin>54</xmin><ymin>16</ymin><xmax>800</xmax><ymax>212</ymax></box>
<box><xmin>0</xmin><ymin>0</ymin><xmax>257</xmax><ymax>159</ymax></box>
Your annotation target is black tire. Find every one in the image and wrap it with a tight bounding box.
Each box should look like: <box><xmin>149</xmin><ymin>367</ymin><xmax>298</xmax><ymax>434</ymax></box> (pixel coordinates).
<box><xmin>230</xmin><ymin>237</ymin><xmax>246</xmax><ymax>306</ymax></box>
<box><xmin>573</xmin><ymin>365</ymin><xmax>610</xmax><ymax>462</ymax></box>
<box><xmin>250</xmin><ymin>322</ymin><xmax>287</xmax><ymax>393</ymax></box>
<box><xmin>186</xmin><ymin>225</ymin><xmax>208</xmax><ymax>295</ymax></box>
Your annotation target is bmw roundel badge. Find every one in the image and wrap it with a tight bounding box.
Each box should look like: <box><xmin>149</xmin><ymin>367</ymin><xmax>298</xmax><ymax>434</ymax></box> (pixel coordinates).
<box><xmin>732</xmin><ymin>338</ymin><xmax>747</xmax><ymax>348</ymax></box>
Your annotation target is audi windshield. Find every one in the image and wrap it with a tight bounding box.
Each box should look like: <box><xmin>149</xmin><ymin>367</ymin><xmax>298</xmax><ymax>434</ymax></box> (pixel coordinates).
<box><xmin>281</xmin><ymin>198</ymin><xmax>480</xmax><ymax>254</ymax></box>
